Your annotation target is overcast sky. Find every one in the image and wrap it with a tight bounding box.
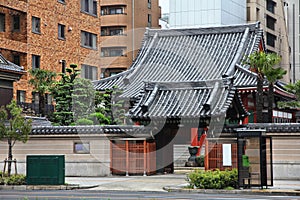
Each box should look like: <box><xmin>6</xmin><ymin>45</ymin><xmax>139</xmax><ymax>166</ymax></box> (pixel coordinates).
<box><xmin>159</xmin><ymin>0</ymin><xmax>169</xmax><ymax>14</ymax></box>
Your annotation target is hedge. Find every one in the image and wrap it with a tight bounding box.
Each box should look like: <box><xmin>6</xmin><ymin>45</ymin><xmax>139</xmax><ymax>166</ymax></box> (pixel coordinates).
<box><xmin>187</xmin><ymin>168</ymin><xmax>238</xmax><ymax>189</ymax></box>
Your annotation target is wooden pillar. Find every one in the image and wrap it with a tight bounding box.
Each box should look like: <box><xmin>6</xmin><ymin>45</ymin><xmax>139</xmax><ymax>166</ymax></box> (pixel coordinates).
<box><xmin>126</xmin><ymin>140</ymin><xmax>129</xmax><ymax>176</ymax></box>
<box><xmin>204</xmin><ymin>140</ymin><xmax>209</xmax><ymax>170</ymax></box>
<box><xmin>143</xmin><ymin>140</ymin><xmax>147</xmax><ymax>176</ymax></box>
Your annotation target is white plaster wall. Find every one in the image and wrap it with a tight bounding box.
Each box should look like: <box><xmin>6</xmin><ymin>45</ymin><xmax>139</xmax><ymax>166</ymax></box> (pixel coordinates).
<box><xmin>0</xmin><ymin>135</ymin><xmax>111</xmax><ymax>177</ymax></box>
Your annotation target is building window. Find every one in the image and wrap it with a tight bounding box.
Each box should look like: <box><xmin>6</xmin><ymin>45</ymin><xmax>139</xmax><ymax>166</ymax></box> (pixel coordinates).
<box><xmin>58</xmin><ymin>24</ymin><xmax>65</xmax><ymax>40</ymax></box>
<box><xmin>74</xmin><ymin>142</ymin><xmax>90</xmax><ymax>154</ymax></box>
<box><xmin>101</xmin><ymin>26</ymin><xmax>125</xmax><ymax>36</ymax></box>
<box><xmin>148</xmin><ymin>0</ymin><xmax>151</xmax><ymax>9</ymax></box>
<box><xmin>0</xmin><ymin>13</ymin><xmax>5</xmax><ymax>32</ymax></box>
<box><xmin>266</xmin><ymin>32</ymin><xmax>276</xmax><ymax>47</ymax></box>
<box><xmin>148</xmin><ymin>14</ymin><xmax>152</xmax><ymax>27</ymax></box>
<box><xmin>266</xmin><ymin>0</ymin><xmax>276</xmax><ymax>14</ymax></box>
<box><xmin>32</xmin><ymin>16</ymin><xmax>40</xmax><ymax>33</ymax></box>
<box><xmin>81</xmin><ymin>64</ymin><xmax>98</xmax><ymax>80</ymax></box>
<box><xmin>247</xmin><ymin>7</ymin><xmax>250</xmax><ymax>21</ymax></box>
<box><xmin>81</xmin><ymin>31</ymin><xmax>97</xmax><ymax>49</ymax></box>
<box><xmin>81</xmin><ymin>0</ymin><xmax>97</xmax><ymax>16</ymax></box>
<box><xmin>32</xmin><ymin>55</ymin><xmax>40</xmax><ymax>69</ymax></box>
<box><xmin>12</xmin><ymin>54</ymin><xmax>20</xmax><ymax>66</ymax></box>
<box><xmin>101</xmin><ymin>6</ymin><xmax>125</xmax><ymax>15</ymax></box>
<box><xmin>17</xmin><ymin>90</ymin><xmax>26</xmax><ymax>103</ymax></box>
<box><xmin>266</xmin><ymin>15</ymin><xmax>276</xmax><ymax>30</ymax></box>
<box><xmin>12</xmin><ymin>15</ymin><xmax>20</xmax><ymax>32</ymax></box>
<box><xmin>101</xmin><ymin>47</ymin><xmax>126</xmax><ymax>57</ymax></box>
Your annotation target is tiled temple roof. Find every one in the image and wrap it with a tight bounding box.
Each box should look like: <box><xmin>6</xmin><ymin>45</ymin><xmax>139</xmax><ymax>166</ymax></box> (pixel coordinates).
<box><xmin>129</xmin><ymin>78</ymin><xmax>248</xmax><ymax>119</ymax></box>
<box><xmin>94</xmin><ymin>23</ymin><xmax>263</xmax><ymax>95</ymax></box>
<box><xmin>0</xmin><ymin>54</ymin><xmax>25</xmax><ymax>74</ymax></box>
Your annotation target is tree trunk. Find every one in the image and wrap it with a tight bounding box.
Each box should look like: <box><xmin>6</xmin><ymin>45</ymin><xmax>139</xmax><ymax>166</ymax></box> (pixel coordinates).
<box><xmin>8</xmin><ymin>139</ymin><xmax>12</xmax><ymax>176</ymax></box>
<box><xmin>256</xmin><ymin>74</ymin><xmax>264</xmax><ymax>123</ymax></box>
<box><xmin>39</xmin><ymin>93</ymin><xmax>45</xmax><ymax>117</ymax></box>
<box><xmin>268</xmin><ymin>83</ymin><xmax>274</xmax><ymax>123</ymax></box>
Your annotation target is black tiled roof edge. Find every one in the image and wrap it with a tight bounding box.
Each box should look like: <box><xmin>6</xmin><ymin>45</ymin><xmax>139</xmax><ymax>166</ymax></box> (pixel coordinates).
<box><xmin>248</xmin><ymin>123</ymin><xmax>300</xmax><ymax>133</ymax></box>
<box><xmin>0</xmin><ymin>54</ymin><xmax>25</xmax><ymax>74</ymax></box>
<box><xmin>30</xmin><ymin>125</ymin><xmax>150</xmax><ymax>135</ymax></box>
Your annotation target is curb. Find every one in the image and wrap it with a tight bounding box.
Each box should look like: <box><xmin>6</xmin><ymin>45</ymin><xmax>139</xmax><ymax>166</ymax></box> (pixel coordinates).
<box><xmin>0</xmin><ymin>184</ymin><xmax>99</xmax><ymax>190</ymax></box>
<box><xmin>163</xmin><ymin>187</ymin><xmax>300</xmax><ymax>196</ymax></box>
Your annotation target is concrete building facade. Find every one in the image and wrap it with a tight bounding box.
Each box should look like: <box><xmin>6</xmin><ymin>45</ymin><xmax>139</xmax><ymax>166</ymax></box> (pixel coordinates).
<box><xmin>0</xmin><ymin>0</ymin><xmax>160</xmax><ymax>105</ymax></box>
<box><xmin>169</xmin><ymin>0</ymin><xmax>246</xmax><ymax>28</ymax></box>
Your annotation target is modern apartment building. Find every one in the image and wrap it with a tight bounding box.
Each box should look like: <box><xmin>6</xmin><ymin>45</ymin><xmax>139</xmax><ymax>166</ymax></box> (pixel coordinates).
<box><xmin>247</xmin><ymin>0</ymin><xmax>290</xmax><ymax>83</ymax></box>
<box><xmin>169</xmin><ymin>0</ymin><xmax>291</xmax><ymax>83</ymax></box>
<box><xmin>0</xmin><ymin>0</ymin><xmax>160</xmax><ymax>106</ymax></box>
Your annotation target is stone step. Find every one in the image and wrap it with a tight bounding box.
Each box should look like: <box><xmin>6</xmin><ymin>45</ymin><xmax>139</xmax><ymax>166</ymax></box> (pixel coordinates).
<box><xmin>174</xmin><ymin>167</ymin><xmax>205</xmax><ymax>174</ymax></box>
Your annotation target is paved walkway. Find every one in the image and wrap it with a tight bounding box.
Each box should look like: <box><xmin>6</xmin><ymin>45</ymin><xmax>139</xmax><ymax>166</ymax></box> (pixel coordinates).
<box><xmin>66</xmin><ymin>174</ymin><xmax>188</xmax><ymax>192</ymax></box>
<box><xmin>66</xmin><ymin>174</ymin><xmax>300</xmax><ymax>194</ymax></box>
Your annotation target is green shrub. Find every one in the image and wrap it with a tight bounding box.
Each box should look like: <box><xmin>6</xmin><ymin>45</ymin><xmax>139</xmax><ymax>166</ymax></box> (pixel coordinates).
<box><xmin>0</xmin><ymin>173</ymin><xmax>26</xmax><ymax>185</ymax></box>
<box><xmin>5</xmin><ymin>174</ymin><xmax>26</xmax><ymax>185</ymax></box>
<box><xmin>187</xmin><ymin>168</ymin><xmax>238</xmax><ymax>189</ymax></box>
<box><xmin>75</xmin><ymin>118</ymin><xmax>94</xmax><ymax>125</ymax></box>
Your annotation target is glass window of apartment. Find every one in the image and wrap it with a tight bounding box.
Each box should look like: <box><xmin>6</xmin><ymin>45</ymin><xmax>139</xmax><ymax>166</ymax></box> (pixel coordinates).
<box><xmin>12</xmin><ymin>15</ymin><xmax>20</xmax><ymax>32</ymax></box>
<box><xmin>17</xmin><ymin>90</ymin><xmax>26</xmax><ymax>104</ymax></box>
<box><xmin>81</xmin><ymin>31</ymin><xmax>97</xmax><ymax>49</ymax></box>
<box><xmin>148</xmin><ymin>0</ymin><xmax>151</xmax><ymax>9</ymax></box>
<box><xmin>32</xmin><ymin>54</ymin><xmax>40</xmax><ymax>69</ymax></box>
<box><xmin>266</xmin><ymin>15</ymin><xmax>276</xmax><ymax>30</ymax></box>
<box><xmin>266</xmin><ymin>32</ymin><xmax>276</xmax><ymax>47</ymax></box>
<box><xmin>81</xmin><ymin>0</ymin><xmax>97</xmax><ymax>16</ymax></box>
<box><xmin>101</xmin><ymin>47</ymin><xmax>126</xmax><ymax>57</ymax></box>
<box><xmin>101</xmin><ymin>6</ymin><xmax>124</xmax><ymax>15</ymax></box>
<box><xmin>0</xmin><ymin>13</ymin><xmax>5</xmax><ymax>32</ymax></box>
<box><xmin>148</xmin><ymin>14</ymin><xmax>152</xmax><ymax>27</ymax></box>
<box><xmin>266</xmin><ymin>0</ymin><xmax>276</xmax><ymax>13</ymax></box>
<box><xmin>58</xmin><ymin>24</ymin><xmax>65</xmax><ymax>39</ymax></box>
<box><xmin>81</xmin><ymin>64</ymin><xmax>98</xmax><ymax>80</ymax></box>
<box><xmin>12</xmin><ymin>54</ymin><xmax>20</xmax><ymax>66</ymax></box>
<box><xmin>32</xmin><ymin>16</ymin><xmax>40</xmax><ymax>33</ymax></box>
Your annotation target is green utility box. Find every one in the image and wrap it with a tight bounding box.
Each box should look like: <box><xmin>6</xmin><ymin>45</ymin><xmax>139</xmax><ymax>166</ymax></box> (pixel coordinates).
<box><xmin>26</xmin><ymin>155</ymin><xmax>65</xmax><ymax>185</ymax></box>
<box><xmin>242</xmin><ymin>155</ymin><xmax>250</xmax><ymax>167</ymax></box>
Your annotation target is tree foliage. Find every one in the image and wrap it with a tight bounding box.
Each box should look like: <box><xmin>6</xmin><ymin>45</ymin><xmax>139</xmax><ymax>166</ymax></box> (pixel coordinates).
<box><xmin>244</xmin><ymin>51</ymin><xmax>283</xmax><ymax>123</ymax></box>
<box><xmin>93</xmin><ymin>86</ymin><xmax>126</xmax><ymax>125</ymax></box>
<box><xmin>0</xmin><ymin>100</ymin><xmax>32</xmax><ymax>176</ymax></box>
<box><xmin>50</xmin><ymin>64</ymin><xmax>80</xmax><ymax>126</ymax></box>
<box><xmin>28</xmin><ymin>69</ymin><xmax>56</xmax><ymax>116</ymax></box>
<box><xmin>278</xmin><ymin>80</ymin><xmax>300</xmax><ymax>108</ymax></box>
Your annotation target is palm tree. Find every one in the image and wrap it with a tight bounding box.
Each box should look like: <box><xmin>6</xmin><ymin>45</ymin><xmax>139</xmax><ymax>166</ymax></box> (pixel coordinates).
<box><xmin>244</xmin><ymin>52</ymin><xmax>282</xmax><ymax>123</ymax></box>
<box><xmin>264</xmin><ymin>66</ymin><xmax>286</xmax><ymax>123</ymax></box>
<box><xmin>28</xmin><ymin>69</ymin><xmax>56</xmax><ymax>116</ymax></box>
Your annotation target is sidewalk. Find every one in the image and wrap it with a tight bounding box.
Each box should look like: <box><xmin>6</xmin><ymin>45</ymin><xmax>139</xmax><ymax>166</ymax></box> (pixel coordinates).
<box><xmin>66</xmin><ymin>174</ymin><xmax>300</xmax><ymax>195</ymax></box>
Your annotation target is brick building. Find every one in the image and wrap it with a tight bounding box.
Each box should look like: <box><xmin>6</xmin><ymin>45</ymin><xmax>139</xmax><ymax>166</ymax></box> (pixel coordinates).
<box><xmin>0</xmin><ymin>0</ymin><xmax>160</xmax><ymax>106</ymax></box>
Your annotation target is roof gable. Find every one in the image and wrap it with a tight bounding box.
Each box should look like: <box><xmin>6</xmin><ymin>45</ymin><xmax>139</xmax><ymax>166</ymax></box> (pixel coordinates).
<box><xmin>94</xmin><ymin>23</ymin><xmax>264</xmax><ymax>98</ymax></box>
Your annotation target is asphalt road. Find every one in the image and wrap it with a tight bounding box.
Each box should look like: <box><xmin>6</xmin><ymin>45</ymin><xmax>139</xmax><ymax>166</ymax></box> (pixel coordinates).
<box><xmin>1</xmin><ymin>190</ymin><xmax>300</xmax><ymax>200</ymax></box>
